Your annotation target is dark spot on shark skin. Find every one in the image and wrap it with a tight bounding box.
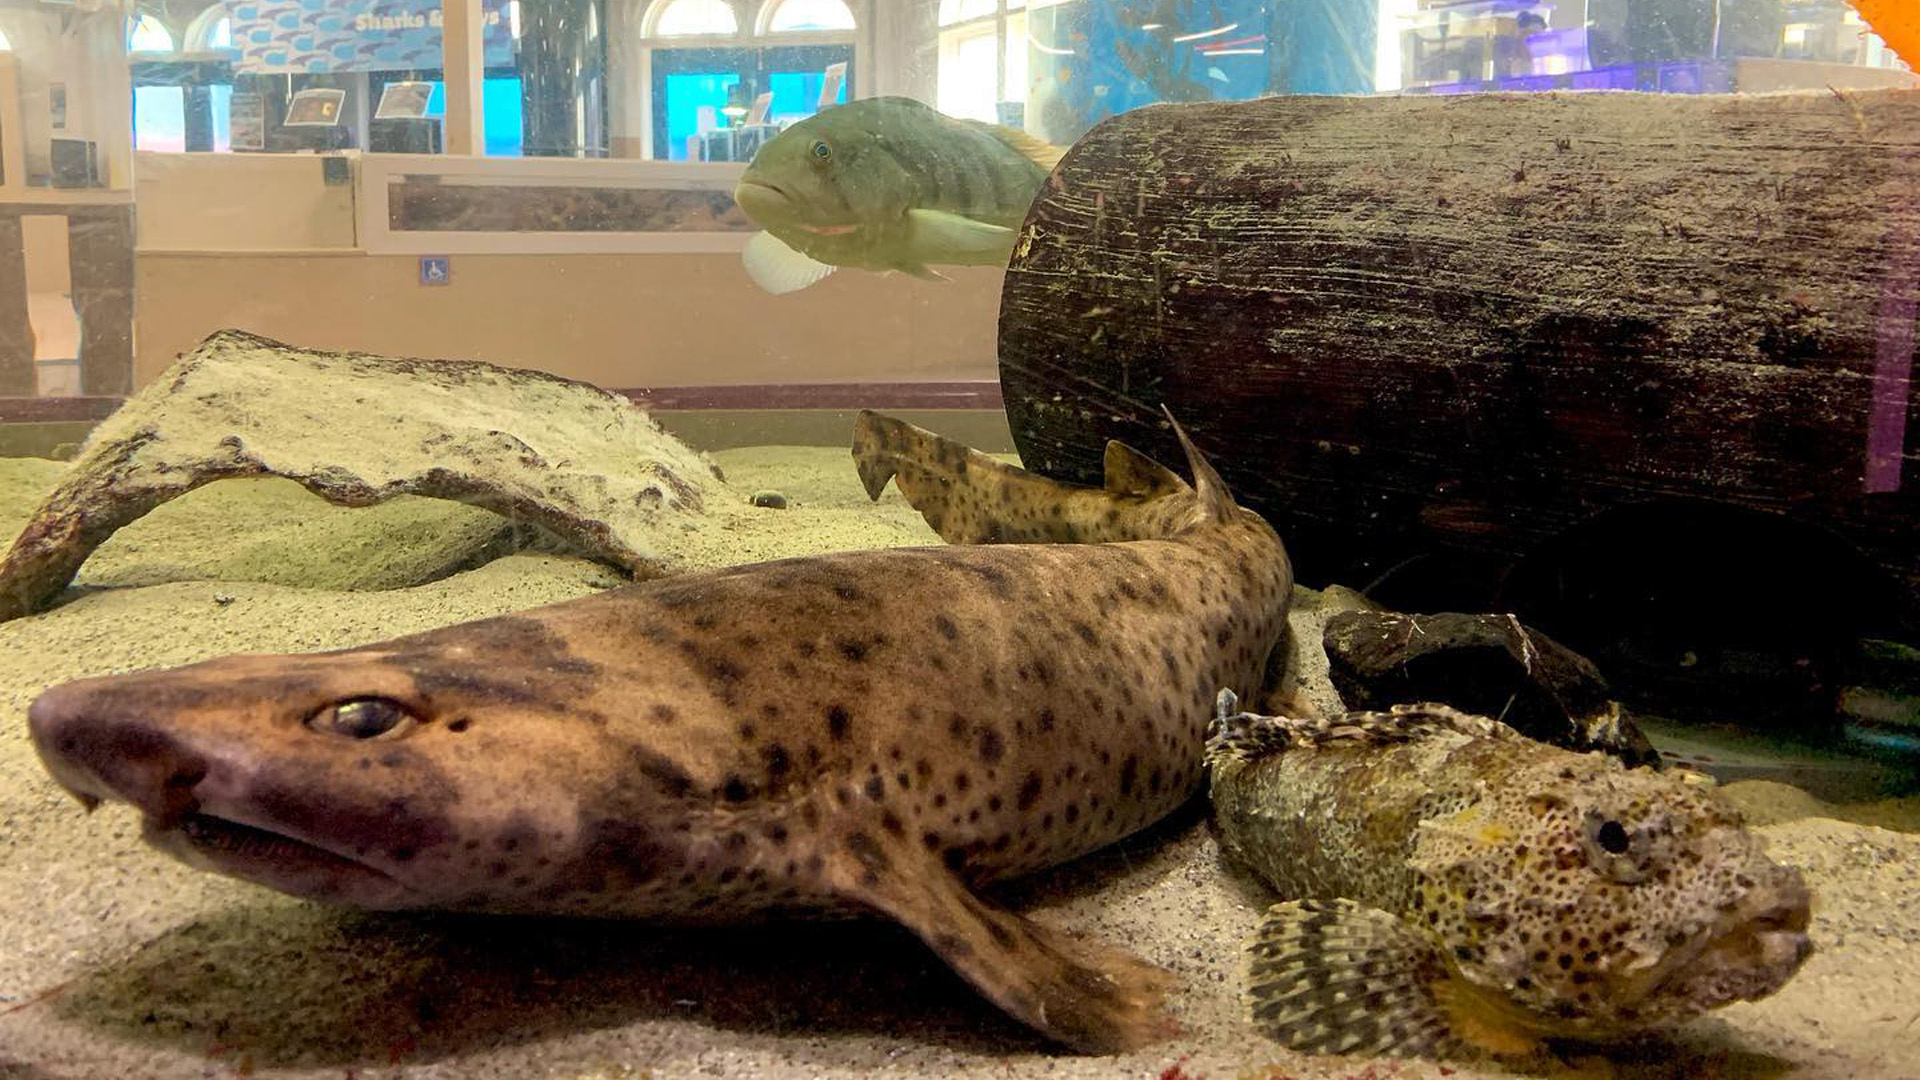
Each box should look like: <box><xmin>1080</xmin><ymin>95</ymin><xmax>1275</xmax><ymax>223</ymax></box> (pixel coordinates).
<box><xmin>837</xmin><ymin>639</ymin><xmax>870</xmax><ymax>663</ymax></box>
<box><xmin>882</xmin><ymin>810</ymin><xmax>905</xmax><ymax>836</ymax></box>
<box><xmin>1120</xmin><ymin>755</ymin><xmax>1139</xmax><ymax>795</ymax></box>
<box><xmin>722</xmin><ymin>775</ymin><xmax>753</xmax><ymax>802</ymax></box>
<box><xmin>629</xmin><ymin>747</ymin><xmax>696</xmax><ymax>799</ymax></box>
<box><xmin>765</xmin><ymin>743</ymin><xmax>791</xmax><ymax>775</ymax></box>
<box><xmin>977</xmin><ymin>726</ymin><xmax>1005</xmax><ymax>764</ymax></box>
<box><xmin>652</xmin><ymin>704</ymin><xmax>678</xmax><ymax>724</ymax></box>
<box><xmin>846</xmin><ymin>831</ymin><xmax>890</xmax><ymax>885</ymax></box>
<box><xmin>827</xmin><ymin>705</ymin><xmax>852</xmax><ymax>740</ymax></box>
<box><xmin>1016</xmin><ymin>771</ymin><xmax>1044</xmax><ymax>811</ymax></box>
<box><xmin>933</xmin><ymin>932</ymin><xmax>972</xmax><ymax>958</ymax></box>
<box><xmin>934</xmin><ymin>614</ymin><xmax>960</xmax><ymax>640</ymax></box>
<box><xmin>864</xmin><ymin>775</ymin><xmax>886</xmax><ymax>800</ymax></box>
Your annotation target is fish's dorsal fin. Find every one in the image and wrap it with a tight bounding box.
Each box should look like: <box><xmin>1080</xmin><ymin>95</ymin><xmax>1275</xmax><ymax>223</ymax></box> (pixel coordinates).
<box><xmin>1102</xmin><ymin>439</ymin><xmax>1189</xmax><ymax>498</ymax></box>
<box><xmin>1161</xmin><ymin>409</ymin><xmax>1237</xmax><ymax>523</ymax></box>
<box><xmin>1207</xmin><ymin>697</ymin><xmax>1514</xmax><ymax>767</ymax></box>
<box><xmin>742</xmin><ymin>231</ymin><xmax>837</xmax><ymax>294</ymax></box>
<box><xmin>822</xmin><ymin>823</ymin><xmax>1178</xmax><ymax>1052</ymax></box>
<box><xmin>1248</xmin><ymin>898</ymin><xmax>1489</xmax><ymax>1059</ymax></box>
<box><xmin>961</xmin><ymin>119</ymin><xmax>1068</xmax><ymax>171</ymax></box>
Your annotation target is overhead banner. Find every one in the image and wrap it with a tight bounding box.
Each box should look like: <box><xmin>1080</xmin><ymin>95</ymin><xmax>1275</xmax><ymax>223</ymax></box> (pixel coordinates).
<box><xmin>231</xmin><ymin>0</ymin><xmax>516</xmax><ymax>74</ymax></box>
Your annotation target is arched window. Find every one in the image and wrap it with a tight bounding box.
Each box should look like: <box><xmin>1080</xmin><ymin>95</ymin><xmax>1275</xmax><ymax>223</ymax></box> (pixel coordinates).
<box><xmin>763</xmin><ymin>0</ymin><xmax>854</xmax><ymax>33</ymax></box>
<box><xmin>127</xmin><ymin>13</ymin><xmax>175</xmax><ymax>53</ymax></box>
<box><xmin>184</xmin><ymin>5</ymin><xmax>233</xmax><ymax>52</ymax></box>
<box><xmin>649</xmin><ymin>0</ymin><xmax>739</xmax><ymax>37</ymax></box>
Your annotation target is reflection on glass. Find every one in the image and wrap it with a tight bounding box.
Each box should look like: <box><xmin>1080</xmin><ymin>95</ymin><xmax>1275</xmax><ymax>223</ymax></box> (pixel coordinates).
<box><xmin>767</xmin><ymin>0</ymin><xmax>856</xmax><ymax>32</ymax></box>
<box><xmin>654</xmin><ymin>0</ymin><xmax>740</xmax><ymax>36</ymax></box>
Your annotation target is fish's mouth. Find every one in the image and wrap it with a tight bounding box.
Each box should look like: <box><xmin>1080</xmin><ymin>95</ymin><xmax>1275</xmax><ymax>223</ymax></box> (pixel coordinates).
<box><xmin>733</xmin><ymin>179</ymin><xmax>861</xmax><ymax>236</ymax></box>
<box><xmin>1616</xmin><ymin>882</ymin><xmax>1813</xmax><ymax>1010</ymax></box>
<box><xmin>142</xmin><ymin>811</ymin><xmax>417</xmax><ymax>908</ymax></box>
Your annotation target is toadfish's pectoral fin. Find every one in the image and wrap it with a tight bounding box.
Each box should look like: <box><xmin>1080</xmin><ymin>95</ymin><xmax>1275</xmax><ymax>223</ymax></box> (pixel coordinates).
<box><xmin>743</xmin><ymin>231</ymin><xmax>837</xmax><ymax>294</ymax></box>
<box><xmin>828</xmin><ymin>830</ymin><xmax>1178</xmax><ymax>1053</ymax></box>
<box><xmin>1248</xmin><ymin>898</ymin><xmax>1542</xmax><ymax>1060</ymax></box>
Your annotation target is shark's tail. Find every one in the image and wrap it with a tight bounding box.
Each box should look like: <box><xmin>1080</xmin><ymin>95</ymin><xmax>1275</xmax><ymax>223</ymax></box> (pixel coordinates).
<box><xmin>851</xmin><ymin>409</ymin><xmax>1237</xmax><ymax>545</ymax></box>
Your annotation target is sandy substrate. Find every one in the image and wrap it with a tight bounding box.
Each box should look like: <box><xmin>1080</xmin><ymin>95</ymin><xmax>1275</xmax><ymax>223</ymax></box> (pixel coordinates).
<box><xmin>1</xmin><ymin>447</ymin><xmax>1917</xmax><ymax>1080</ymax></box>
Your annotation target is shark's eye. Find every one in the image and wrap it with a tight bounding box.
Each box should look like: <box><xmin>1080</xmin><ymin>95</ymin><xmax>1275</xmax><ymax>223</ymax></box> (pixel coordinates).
<box><xmin>308</xmin><ymin>698</ymin><xmax>418</xmax><ymax>740</ymax></box>
<box><xmin>810</xmin><ymin>139</ymin><xmax>832</xmax><ymax>162</ymax></box>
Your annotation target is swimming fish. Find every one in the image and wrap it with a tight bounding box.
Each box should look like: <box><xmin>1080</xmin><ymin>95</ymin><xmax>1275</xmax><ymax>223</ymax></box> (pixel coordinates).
<box><xmin>27</xmin><ymin>411</ymin><xmax>1293</xmax><ymax>1053</ymax></box>
<box><xmin>1205</xmin><ymin>692</ymin><xmax>1812</xmax><ymax>1060</ymax></box>
<box><xmin>732</xmin><ymin>97</ymin><xmax>1062</xmax><ymax>293</ymax></box>
<box><xmin>1849</xmin><ymin>0</ymin><xmax>1917</xmax><ymax>67</ymax></box>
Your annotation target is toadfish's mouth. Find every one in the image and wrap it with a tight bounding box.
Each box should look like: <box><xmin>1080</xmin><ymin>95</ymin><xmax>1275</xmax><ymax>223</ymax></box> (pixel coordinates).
<box><xmin>145</xmin><ymin>812</ymin><xmax>416</xmax><ymax>908</ymax></box>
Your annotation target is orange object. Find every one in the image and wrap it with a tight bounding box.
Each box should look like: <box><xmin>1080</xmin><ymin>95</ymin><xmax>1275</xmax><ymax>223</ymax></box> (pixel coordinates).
<box><xmin>1850</xmin><ymin>0</ymin><xmax>1919</xmax><ymax>67</ymax></box>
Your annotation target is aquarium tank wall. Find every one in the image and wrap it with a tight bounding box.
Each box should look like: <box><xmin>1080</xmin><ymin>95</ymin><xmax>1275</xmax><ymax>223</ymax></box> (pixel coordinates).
<box><xmin>0</xmin><ymin>0</ymin><xmax>1916</xmax><ymax>1076</ymax></box>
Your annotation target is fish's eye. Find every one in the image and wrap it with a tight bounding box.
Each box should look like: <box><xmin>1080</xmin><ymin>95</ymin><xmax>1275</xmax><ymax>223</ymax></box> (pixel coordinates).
<box><xmin>1581</xmin><ymin>810</ymin><xmax>1653</xmax><ymax>883</ymax></box>
<box><xmin>1596</xmin><ymin>819</ymin><xmax>1630</xmax><ymax>854</ymax></box>
<box><xmin>810</xmin><ymin>139</ymin><xmax>832</xmax><ymax>162</ymax></box>
<box><xmin>307</xmin><ymin>697</ymin><xmax>418</xmax><ymax>740</ymax></box>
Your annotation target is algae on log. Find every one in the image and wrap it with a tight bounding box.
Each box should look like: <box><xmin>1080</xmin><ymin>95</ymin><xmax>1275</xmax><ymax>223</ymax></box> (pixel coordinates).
<box><xmin>998</xmin><ymin>89</ymin><xmax>1920</xmax><ymax>630</ymax></box>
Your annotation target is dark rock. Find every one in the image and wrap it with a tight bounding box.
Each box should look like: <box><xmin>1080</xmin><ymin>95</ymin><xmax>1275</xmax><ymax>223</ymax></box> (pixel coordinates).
<box><xmin>750</xmin><ymin>490</ymin><xmax>789</xmax><ymax>510</ymax></box>
<box><xmin>1323</xmin><ymin>609</ymin><xmax>1659</xmax><ymax>766</ymax></box>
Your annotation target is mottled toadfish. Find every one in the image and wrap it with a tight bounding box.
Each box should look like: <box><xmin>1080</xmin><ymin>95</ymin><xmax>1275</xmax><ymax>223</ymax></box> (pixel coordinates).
<box><xmin>27</xmin><ymin>411</ymin><xmax>1292</xmax><ymax>1052</ymax></box>
<box><xmin>1206</xmin><ymin>693</ymin><xmax>1813</xmax><ymax>1060</ymax></box>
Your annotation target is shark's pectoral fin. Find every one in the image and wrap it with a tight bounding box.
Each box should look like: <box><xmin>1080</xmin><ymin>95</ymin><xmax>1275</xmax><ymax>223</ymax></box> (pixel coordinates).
<box><xmin>1248</xmin><ymin>898</ymin><xmax>1541</xmax><ymax>1060</ymax></box>
<box><xmin>743</xmin><ymin>231</ymin><xmax>837</xmax><ymax>294</ymax></box>
<box><xmin>827</xmin><ymin>829</ymin><xmax>1178</xmax><ymax>1053</ymax></box>
<box><xmin>903</xmin><ymin>209</ymin><xmax>1017</xmax><ymax>266</ymax></box>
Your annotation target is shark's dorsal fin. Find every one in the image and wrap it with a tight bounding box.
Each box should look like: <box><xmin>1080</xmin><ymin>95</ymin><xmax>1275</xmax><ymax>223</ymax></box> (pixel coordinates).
<box><xmin>1102</xmin><ymin>439</ymin><xmax>1189</xmax><ymax>499</ymax></box>
<box><xmin>1162</xmin><ymin>409</ymin><xmax>1237</xmax><ymax>523</ymax></box>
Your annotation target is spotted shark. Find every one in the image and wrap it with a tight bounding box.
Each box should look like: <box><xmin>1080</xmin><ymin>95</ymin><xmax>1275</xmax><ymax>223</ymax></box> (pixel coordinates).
<box><xmin>27</xmin><ymin>410</ymin><xmax>1293</xmax><ymax>1052</ymax></box>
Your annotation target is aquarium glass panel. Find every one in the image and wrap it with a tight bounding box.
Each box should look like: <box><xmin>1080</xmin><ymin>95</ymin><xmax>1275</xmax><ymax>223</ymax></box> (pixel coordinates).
<box><xmin>0</xmin><ymin>2</ymin><xmax>1916</xmax><ymax>1075</ymax></box>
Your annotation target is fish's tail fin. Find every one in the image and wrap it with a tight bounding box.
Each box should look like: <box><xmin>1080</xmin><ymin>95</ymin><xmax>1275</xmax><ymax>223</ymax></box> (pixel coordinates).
<box><xmin>1162</xmin><ymin>408</ymin><xmax>1237</xmax><ymax>524</ymax></box>
<box><xmin>852</xmin><ymin>410</ymin><xmax>1221</xmax><ymax>546</ymax></box>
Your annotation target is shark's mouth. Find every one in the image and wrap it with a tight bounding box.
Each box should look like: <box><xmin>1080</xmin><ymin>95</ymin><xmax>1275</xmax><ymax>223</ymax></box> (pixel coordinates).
<box><xmin>144</xmin><ymin>812</ymin><xmax>416</xmax><ymax>907</ymax></box>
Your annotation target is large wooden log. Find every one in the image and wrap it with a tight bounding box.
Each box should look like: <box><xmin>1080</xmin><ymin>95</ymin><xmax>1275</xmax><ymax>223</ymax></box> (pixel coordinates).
<box><xmin>999</xmin><ymin>89</ymin><xmax>1920</xmax><ymax>647</ymax></box>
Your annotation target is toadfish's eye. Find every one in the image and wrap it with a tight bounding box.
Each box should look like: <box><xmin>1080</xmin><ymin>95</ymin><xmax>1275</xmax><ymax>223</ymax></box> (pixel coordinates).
<box><xmin>810</xmin><ymin>139</ymin><xmax>832</xmax><ymax>161</ymax></box>
<box><xmin>1582</xmin><ymin>810</ymin><xmax>1654</xmax><ymax>883</ymax></box>
<box><xmin>307</xmin><ymin>697</ymin><xmax>417</xmax><ymax>740</ymax></box>
<box><xmin>1597</xmin><ymin>819</ymin><xmax>1630</xmax><ymax>854</ymax></box>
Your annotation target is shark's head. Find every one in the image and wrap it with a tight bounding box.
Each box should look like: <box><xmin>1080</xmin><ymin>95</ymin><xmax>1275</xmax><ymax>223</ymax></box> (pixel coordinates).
<box><xmin>27</xmin><ymin>612</ymin><xmax>701</xmax><ymax>913</ymax></box>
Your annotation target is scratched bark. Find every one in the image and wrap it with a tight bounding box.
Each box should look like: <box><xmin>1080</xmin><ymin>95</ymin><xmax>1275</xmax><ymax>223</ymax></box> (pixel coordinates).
<box><xmin>998</xmin><ymin>88</ymin><xmax>1920</xmax><ymax>618</ymax></box>
<box><xmin>0</xmin><ymin>330</ymin><xmax>728</xmax><ymax>623</ymax></box>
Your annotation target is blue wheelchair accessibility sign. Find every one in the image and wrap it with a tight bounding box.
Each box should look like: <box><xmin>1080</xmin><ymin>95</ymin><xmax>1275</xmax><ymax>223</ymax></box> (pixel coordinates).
<box><xmin>420</xmin><ymin>256</ymin><xmax>451</xmax><ymax>285</ymax></box>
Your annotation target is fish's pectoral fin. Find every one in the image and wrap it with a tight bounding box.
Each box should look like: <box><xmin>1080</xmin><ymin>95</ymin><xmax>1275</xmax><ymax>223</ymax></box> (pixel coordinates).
<box><xmin>1248</xmin><ymin>898</ymin><xmax>1491</xmax><ymax>1059</ymax></box>
<box><xmin>743</xmin><ymin>231</ymin><xmax>837</xmax><ymax>294</ymax></box>
<box><xmin>903</xmin><ymin>209</ymin><xmax>1017</xmax><ymax>263</ymax></box>
<box><xmin>826</xmin><ymin>831</ymin><xmax>1178</xmax><ymax>1053</ymax></box>
<box><xmin>1101</xmin><ymin>439</ymin><xmax>1190</xmax><ymax>498</ymax></box>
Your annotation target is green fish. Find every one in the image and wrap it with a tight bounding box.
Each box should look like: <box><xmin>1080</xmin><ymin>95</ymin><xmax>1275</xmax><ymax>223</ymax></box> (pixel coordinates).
<box><xmin>733</xmin><ymin>96</ymin><xmax>1061</xmax><ymax>293</ymax></box>
<box><xmin>1205</xmin><ymin>691</ymin><xmax>1812</xmax><ymax>1061</ymax></box>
